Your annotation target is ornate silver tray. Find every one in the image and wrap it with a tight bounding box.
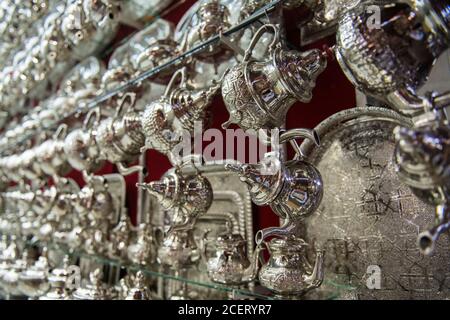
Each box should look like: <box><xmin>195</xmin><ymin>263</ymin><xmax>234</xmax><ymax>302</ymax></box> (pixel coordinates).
<box><xmin>300</xmin><ymin>107</ymin><xmax>450</xmax><ymax>300</ymax></box>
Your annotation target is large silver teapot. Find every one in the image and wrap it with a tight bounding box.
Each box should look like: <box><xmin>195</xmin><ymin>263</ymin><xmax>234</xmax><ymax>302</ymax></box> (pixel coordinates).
<box><xmin>226</xmin><ymin>128</ymin><xmax>323</xmax><ymax>243</ymax></box>
<box><xmin>221</xmin><ymin>23</ymin><xmax>327</xmax><ymax>131</ymax></box>
<box><xmin>335</xmin><ymin>0</ymin><xmax>450</xmax><ymax>115</ymax></box>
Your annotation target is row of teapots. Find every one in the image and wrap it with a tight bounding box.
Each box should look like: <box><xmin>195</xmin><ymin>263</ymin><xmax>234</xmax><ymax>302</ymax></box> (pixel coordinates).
<box><xmin>0</xmin><ymin>0</ymin><xmax>329</xmax><ymax>142</ymax></box>
<box><xmin>0</xmin><ymin>17</ymin><xmax>178</xmax><ymax>150</ymax></box>
<box><xmin>0</xmin><ymin>230</ymin><xmax>323</xmax><ymax>300</ymax></box>
<box><xmin>0</xmin><ymin>238</ymin><xmax>158</xmax><ymax>300</ymax></box>
<box><xmin>0</xmin><ymin>0</ymin><xmax>120</xmax><ymax>114</ymax></box>
<box><xmin>0</xmin><ymin>22</ymin><xmax>328</xmax><ymax>181</ymax></box>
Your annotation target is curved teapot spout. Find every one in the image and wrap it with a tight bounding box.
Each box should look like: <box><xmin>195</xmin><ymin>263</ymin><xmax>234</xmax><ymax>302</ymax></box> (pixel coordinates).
<box><xmin>166</xmin><ymin>218</ymin><xmax>196</xmax><ymax>234</ymax></box>
<box><xmin>418</xmin><ymin>203</ymin><xmax>450</xmax><ymax>255</ymax></box>
<box><xmin>255</xmin><ymin>219</ymin><xmax>301</xmax><ymax>245</ymax></box>
<box><xmin>304</xmin><ymin>250</ymin><xmax>325</xmax><ymax>292</ymax></box>
<box><xmin>242</xmin><ymin>243</ymin><xmax>264</xmax><ymax>283</ymax></box>
<box><xmin>117</xmin><ymin>162</ymin><xmax>146</xmax><ymax>176</ymax></box>
<box><xmin>136</xmin><ymin>182</ymin><xmax>167</xmax><ymax>201</ymax></box>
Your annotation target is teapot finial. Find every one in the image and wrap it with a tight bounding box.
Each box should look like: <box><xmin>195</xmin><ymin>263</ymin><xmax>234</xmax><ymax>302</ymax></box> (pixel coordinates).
<box><xmin>225</xmin><ymin>163</ymin><xmax>282</xmax><ymax>206</ymax></box>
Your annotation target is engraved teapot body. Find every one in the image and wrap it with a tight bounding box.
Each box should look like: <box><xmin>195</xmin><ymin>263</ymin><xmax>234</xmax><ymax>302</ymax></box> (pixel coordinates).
<box><xmin>221</xmin><ymin>24</ymin><xmax>327</xmax><ymax>131</ymax></box>
<box><xmin>259</xmin><ymin>237</ymin><xmax>324</xmax><ymax>296</ymax></box>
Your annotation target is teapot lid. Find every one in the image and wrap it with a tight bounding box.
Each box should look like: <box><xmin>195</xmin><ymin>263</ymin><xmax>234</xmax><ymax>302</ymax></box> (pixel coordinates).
<box><xmin>216</xmin><ymin>233</ymin><xmax>246</xmax><ymax>247</ymax></box>
<box><xmin>269</xmin><ymin>237</ymin><xmax>309</xmax><ymax>250</ymax></box>
<box><xmin>48</xmin><ymin>256</ymin><xmax>70</xmax><ymax>286</ymax></box>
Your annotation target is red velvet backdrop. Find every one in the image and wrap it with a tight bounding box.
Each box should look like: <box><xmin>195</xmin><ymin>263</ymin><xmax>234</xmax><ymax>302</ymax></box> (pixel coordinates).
<box><xmin>66</xmin><ymin>1</ymin><xmax>357</xmax><ymax>235</ymax></box>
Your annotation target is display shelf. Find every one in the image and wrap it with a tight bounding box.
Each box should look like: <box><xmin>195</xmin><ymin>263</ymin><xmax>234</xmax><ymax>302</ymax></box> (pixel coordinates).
<box><xmin>23</xmin><ymin>238</ymin><xmax>274</xmax><ymax>300</ymax></box>
<box><xmin>18</xmin><ymin>238</ymin><xmax>354</xmax><ymax>300</ymax></box>
<box><xmin>0</xmin><ymin>0</ymin><xmax>282</xmax><ymax>156</ymax></box>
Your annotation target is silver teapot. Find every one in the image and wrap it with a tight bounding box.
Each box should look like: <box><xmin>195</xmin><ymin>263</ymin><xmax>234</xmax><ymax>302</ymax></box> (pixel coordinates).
<box><xmin>221</xmin><ymin>23</ymin><xmax>327</xmax><ymax>131</ymax></box>
<box><xmin>141</xmin><ymin>67</ymin><xmax>220</xmax><ymax>158</ymax></box>
<box><xmin>34</xmin><ymin>124</ymin><xmax>71</xmax><ymax>179</ymax></box>
<box><xmin>138</xmin><ymin>168</ymin><xmax>213</xmax><ymax>232</ymax></box>
<box><xmin>108</xmin><ymin>213</ymin><xmax>133</xmax><ymax>260</ymax></box>
<box><xmin>18</xmin><ymin>247</ymin><xmax>50</xmax><ymax>298</ymax></box>
<box><xmin>335</xmin><ymin>0</ymin><xmax>450</xmax><ymax>115</ymax></box>
<box><xmin>157</xmin><ymin>229</ymin><xmax>200</xmax><ymax>268</ymax></box>
<box><xmin>39</xmin><ymin>256</ymin><xmax>73</xmax><ymax>300</ymax></box>
<box><xmin>394</xmin><ymin>123</ymin><xmax>450</xmax><ymax>255</ymax></box>
<box><xmin>95</xmin><ymin>93</ymin><xmax>146</xmax><ymax>175</ymax></box>
<box><xmin>134</xmin><ymin>38</ymin><xmax>182</xmax><ymax>84</ymax></box>
<box><xmin>127</xmin><ymin>222</ymin><xmax>157</xmax><ymax>266</ymax></box>
<box><xmin>72</xmin><ymin>268</ymin><xmax>110</xmax><ymax>300</ymax></box>
<box><xmin>178</xmin><ymin>0</ymin><xmax>233</xmax><ymax>61</ymax></box>
<box><xmin>64</xmin><ymin>109</ymin><xmax>105</xmax><ymax>174</ymax></box>
<box><xmin>259</xmin><ymin>237</ymin><xmax>324</xmax><ymax>297</ymax></box>
<box><xmin>226</xmin><ymin>128</ymin><xmax>323</xmax><ymax>243</ymax></box>
<box><xmin>201</xmin><ymin>232</ymin><xmax>263</xmax><ymax>285</ymax></box>
<box><xmin>2</xmin><ymin>251</ymin><xmax>31</xmax><ymax>297</ymax></box>
<box><xmin>125</xmin><ymin>271</ymin><xmax>152</xmax><ymax>300</ymax></box>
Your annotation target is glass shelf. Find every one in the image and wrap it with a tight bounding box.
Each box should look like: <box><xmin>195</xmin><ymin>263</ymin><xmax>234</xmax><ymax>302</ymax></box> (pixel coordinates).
<box><xmin>0</xmin><ymin>0</ymin><xmax>282</xmax><ymax>156</ymax></box>
<box><xmin>19</xmin><ymin>238</ymin><xmax>354</xmax><ymax>300</ymax></box>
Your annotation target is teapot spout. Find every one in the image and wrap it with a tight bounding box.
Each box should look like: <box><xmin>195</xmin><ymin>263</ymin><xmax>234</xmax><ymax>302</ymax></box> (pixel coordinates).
<box><xmin>418</xmin><ymin>203</ymin><xmax>450</xmax><ymax>255</ymax></box>
<box><xmin>305</xmin><ymin>250</ymin><xmax>325</xmax><ymax>292</ymax></box>
<box><xmin>255</xmin><ymin>219</ymin><xmax>301</xmax><ymax>245</ymax></box>
<box><xmin>242</xmin><ymin>243</ymin><xmax>264</xmax><ymax>282</ymax></box>
<box><xmin>136</xmin><ymin>182</ymin><xmax>167</xmax><ymax>201</ymax></box>
<box><xmin>166</xmin><ymin>217</ymin><xmax>196</xmax><ymax>234</ymax></box>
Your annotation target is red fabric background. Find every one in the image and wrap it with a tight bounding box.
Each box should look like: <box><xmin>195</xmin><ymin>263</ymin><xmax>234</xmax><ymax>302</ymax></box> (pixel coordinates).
<box><xmin>66</xmin><ymin>1</ymin><xmax>357</xmax><ymax>234</ymax></box>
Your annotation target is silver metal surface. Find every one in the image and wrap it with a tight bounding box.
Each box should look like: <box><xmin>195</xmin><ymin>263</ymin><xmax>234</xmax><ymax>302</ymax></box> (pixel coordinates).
<box><xmin>300</xmin><ymin>107</ymin><xmax>450</xmax><ymax>300</ymax></box>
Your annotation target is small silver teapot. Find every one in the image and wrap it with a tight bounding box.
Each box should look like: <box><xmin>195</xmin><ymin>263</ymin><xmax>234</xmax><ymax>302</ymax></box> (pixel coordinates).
<box><xmin>18</xmin><ymin>247</ymin><xmax>50</xmax><ymax>298</ymax></box>
<box><xmin>134</xmin><ymin>38</ymin><xmax>182</xmax><ymax>84</ymax></box>
<box><xmin>178</xmin><ymin>0</ymin><xmax>233</xmax><ymax>61</ymax></box>
<box><xmin>141</xmin><ymin>67</ymin><xmax>220</xmax><ymax>158</ymax></box>
<box><xmin>201</xmin><ymin>231</ymin><xmax>263</xmax><ymax>285</ymax></box>
<box><xmin>39</xmin><ymin>256</ymin><xmax>73</xmax><ymax>300</ymax></box>
<box><xmin>221</xmin><ymin>23</ymin><xmax>327</xmax><ymax>131</ymax></box>
<box><xmin>258</xmin><ymin>237</ymin><xmax>324</xmax><ymax>297</ymax></box>
<box><xmin>125</xmin><ymin>271</ymin><xmax>152</xmax><ymax>300</ymax></box>
<box><xmin>138</xmin><ymin>168</ymin><xmax>213</xmax><ymax>232</ymax></box>
<box><xmin>72</xmin><ymin>268</ymin><xmax>110</xmax><ymax>300</ymax></box>
<box><xmin>95</xmin><ymin>93</ymin><xmax>146</xmax><ymax>175</ymax></box>
<box><xmin>157</xmin><ymin>229</ymin><xmax>200</xmax><ymax>268</ymax></box>
<box><xmin>127</xmin><ymin>222</ymin><xmax>157</xmax><ymax>266</ymax></box>
<box><xmin>63</xmin><ymin>109</ymin><xmax>105</xmax><ymax>174</ymax></box>
<box><xmin>108</xmin><ymin>213</ymin><xmax>133</xmax><ymax>260</ymax></box>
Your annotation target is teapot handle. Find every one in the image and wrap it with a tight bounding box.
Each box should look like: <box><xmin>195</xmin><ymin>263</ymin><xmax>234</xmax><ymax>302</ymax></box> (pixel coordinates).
<box><xmin>279</xmin><ymin>128</ymin><xmax>320</xmax><ymax>160</ymax></box>
<box><xmin>53</xmin><ymin>124</ymin><xmax>68</xmax><ymax>140</ymax></box>
<box><xmin>83</xmin><ymin>107</ymin><xmax>100</xmax><ymax>131</ymax></box>
<box><xmin>114</xmin><ymin>92</ymin><xmax>137</xmax><ymax>119</ymax></box>
<box><xmin>243</xmin><ymin>24</ymin><xmax>280</xmax><ymax>62</ymax></box>
<box><xmin>164</xmin><ymin>67</ymin><xmax>187</xmax><ymax>98</ymax></box>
